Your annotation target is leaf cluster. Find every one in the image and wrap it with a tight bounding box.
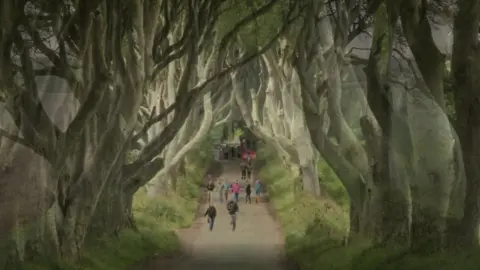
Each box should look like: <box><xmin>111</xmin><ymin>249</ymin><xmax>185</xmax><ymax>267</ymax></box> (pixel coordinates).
<box><xmin>217</xmin><ymin>0</ymin><xmax>301</xmax><ymax>53</ymax></box>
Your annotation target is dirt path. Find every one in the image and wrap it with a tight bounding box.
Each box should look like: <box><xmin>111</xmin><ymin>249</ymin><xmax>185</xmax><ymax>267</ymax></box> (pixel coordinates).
<box><xmin>138</xmin><ymin>161</ymin><xmax>286</xmax><ymax>270</ymax></box>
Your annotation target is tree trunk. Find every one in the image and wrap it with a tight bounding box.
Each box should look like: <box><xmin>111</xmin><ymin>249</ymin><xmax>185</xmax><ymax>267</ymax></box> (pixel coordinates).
<box><xmin>450</xmin><ymin>0</ymin><xmax>480</xmax><ymax>248</ymax></box>
<box><xmin>348</xmin><ymin>186</ymin><xmax>382</xmax><ymax>241</ymax></box>
<box><xmin>445</xmin><ymin>140</ymin><xmax>466</xmax><ymax>247</ymax></box>
<box><xmin>23</xmin><ymin>204</ymin><xmax>61</xmax><ymax>259</ymax></box>
<box><xmin>89</xmin><ymin>182</ymin><xmax>136</xmax><ymax>236</ymax></box>
<box><xmin>396</xmin><ymin>0</ymin><xmax>447</xmax><ymax>110</ymax></box>
<box><xmin>348</xmin><ymin>189</ymin><xmax>368</xmax><ymax>239</ymax></box>
<box><xmin>58</xmin><ymin>182</ymin><xmax>132</xmax><ymax>260</ymax></box>
<box><xmin>168</xmin><ymin>168</ymin><xmax>178</xmax><ymax>192</ymax></box>
<box><xmin>455</xmin><ymin>76</ymin><xmax>480</xmax><ymax>246</ymax></box>
<box><xmin>304</xmin><ymin>110</ymin><xmax>381</xmax><ymax>240</ymax></box>
<box><xmin>405</xmin><ymin>89</ymin><xmax>456</xmax><ymax>252</ymax></box>
<box><xmin>57</xmin><ymin>125</ymin><xmax>128</xmax><ymax>260</ymax></box>
<box><xmin>376</xmin><ymin>183</ymin><xmax>410</xmax><ymax>244</ymax></box>
<box><xmin>361</xmin><ymin>119</ymin><xmax>410</xmax><ymax>244</ymax></box>
<box><xmin>58</xmin><ymin>198</ymin><xmax>88</xmax><ymax>260</ymax></box>
<box><xmin>0</xmin><ymin>145</ymin><xmax>58</xmax><ymax>263</ymax></box>
<box><xmin>410</xmin><ymin>197</ymin><xmax>445</xmax><ymax>252</ymax></box>
<box><xmin>361</xmin><ymin>3</ymin><xmax>411</xmax><ymax>245</ymax></box>
<box><xmin>302</xmin><ymin>109</ymin><xmax>361</xmax><ymax>198</ymax></box>
<box><xmin>300</xmin><ymin>160</ymin><xmax>321</xmax><ymax>197</ymax></box>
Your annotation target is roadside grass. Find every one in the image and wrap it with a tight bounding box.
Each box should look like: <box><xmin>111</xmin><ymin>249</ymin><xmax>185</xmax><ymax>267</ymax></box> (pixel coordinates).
<box><xmin>258</xmin><ymin>148</ymin><xmax>480</xmax><ymax>270</ymax></box>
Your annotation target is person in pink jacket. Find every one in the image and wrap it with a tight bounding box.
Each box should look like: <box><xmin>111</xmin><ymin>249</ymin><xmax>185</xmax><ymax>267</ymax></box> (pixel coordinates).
<box><xmin>231</xmin><ymin>180</ymin><xmax>241</xmax><ymax>203</ymax></box>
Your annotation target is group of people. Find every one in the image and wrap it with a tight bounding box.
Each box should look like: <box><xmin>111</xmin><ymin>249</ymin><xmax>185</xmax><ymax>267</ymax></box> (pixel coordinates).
<box><xmin>206</xmin><ymin>177</ymin><xmax>262</xmax><ymax>204</ymax></box>
<box><xmin>203</xmin><ymin>149</ymin><xmax>260</xmax><ymax>232</ymax></box>
<box><xmin>204</xmin><ymin>175</ymin><xmax>263</xmax><ymax>232</ymax></box>
<box><xmin>204</xmin><ymin>198</ymin><xmax>240</xmax><ymax>231</ymax></box>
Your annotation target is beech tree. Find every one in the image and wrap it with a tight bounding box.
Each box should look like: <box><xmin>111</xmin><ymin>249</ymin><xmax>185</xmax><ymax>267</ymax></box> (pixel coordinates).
<box><xmin>450</xmin><ymin>0</ymin><xmax>480</xmax><ymax>248</ymax></box>
<box><xmin>0</xmin><ymin>0</ymin><xmax>300</xmax><ymax>263</ymax></box>
<box><xmin>251</xmin><ymin>0</ymin><xmax>467</xmax><ymax>251</ymax></box>
<box><xmin>3</xmin><ymin>0</ymin><xmax>480</xmax><ymax>265</ymax></box>
<box><xmin>292</xmin><ymin>0</ymin><xmax>468</xmax><ymax>251</ymax></box>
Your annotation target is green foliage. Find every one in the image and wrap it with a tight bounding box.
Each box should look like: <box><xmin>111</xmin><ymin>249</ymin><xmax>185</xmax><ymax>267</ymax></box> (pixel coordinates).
<box><xmin>125</xmin><ymin>150</ymin><xmax>140</xmax><ymax>164</ymax></box>
<box><xmin>134</xmin><ymin>142</ymin><xmax>211</xmax><ymax>230</ymax></box>
<box><xmin>186</xmin><ymin>134</ymin><xmax>215</xmax><ymax>175</ymax></box>
<box><xmin>18</xmin><ymin>191</ymin><xmax>187</xmax><ymax>270</ymax></box>
<box><xmin>234</xmin><ymin>127</ymin><xmax>244</xmax><ymax>139</ymax></box>
<box><xmin>445</xmin><ymin>91</ymin><xmax>456</xmax><ymax>121</ymax></box>
<box><xmin>20</xmin><ymin>230</ymin><xmax>180</xmax><ymax>270</ymax></box>
<box><xmin>257</xmin><ymin>146</ymin><xmax>349</xmax><ymax>268</ymax></box>
<box><xmin>292</xmin><ymin>241</ymin><xmax>480</xmax><ymax>270</ymax></box>
<box><xmin>134</xmin><ymin>187</ymin><xmax>197</xmax><ymax>230</ymax></box>
<box><xmin>317</xmin><ymin>159</ymin><xmax>349</xmax><ymax>210</ymax></box>
<box><xmin>217</xmin><ymin>0</ymin><xmax>296</xmax><ymax>52</ymax></box>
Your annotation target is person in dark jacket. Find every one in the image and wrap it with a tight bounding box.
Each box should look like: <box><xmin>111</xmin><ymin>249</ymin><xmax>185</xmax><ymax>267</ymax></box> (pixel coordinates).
<box><xmin>245</xmin><ymin>183</ymin><xmax>252</xmax><ymax>204</ymax></box>
<box><xmin>226</xmin><ymin>200</ymin><xmax>239</xmax><ymax>231</ymax></box>
<box><xmin>206</xmin><ymin>179</ymin><xmax>215</xmax><ymax>203</ymax></box>
<box><xmin>204</xmin><ymin>203</ymin><xmax>217</xmax><ymax>231</ymax></box>
<box><xmin>240</xmin><ymin>162</ymin><xmax>247</xmax><ymax>180</ymax></box>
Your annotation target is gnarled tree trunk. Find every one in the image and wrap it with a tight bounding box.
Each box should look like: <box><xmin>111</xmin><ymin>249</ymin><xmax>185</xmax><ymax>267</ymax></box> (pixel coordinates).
<box><xmin>450</xmin><ymin>0</ymin><xmax>480</xmax><ymax>248</ymax></box>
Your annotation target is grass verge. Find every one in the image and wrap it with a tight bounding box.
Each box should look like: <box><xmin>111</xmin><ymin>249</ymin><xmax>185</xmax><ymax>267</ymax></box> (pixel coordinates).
<box><xmin>258</xmin><ymin>147</ymin><xmax>480</xmax><ymax>270</ymax></box>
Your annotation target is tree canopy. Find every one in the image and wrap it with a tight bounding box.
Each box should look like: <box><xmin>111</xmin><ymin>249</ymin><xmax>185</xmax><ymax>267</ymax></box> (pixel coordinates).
<box><xmin>1</xmin><ymin>0</ymin><xmax>480</xmax><ymax>267</ymax></box>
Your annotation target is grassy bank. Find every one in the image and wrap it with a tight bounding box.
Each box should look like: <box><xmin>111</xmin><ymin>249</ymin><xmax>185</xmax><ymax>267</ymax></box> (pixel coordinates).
<box><xmin>18</xmin><ymin>161</ymin><xmax>204</xmax><ymax>270</ymax></box>
<box><xmin>258</xmin><ymin>147</ymin><xmax>480</xmax><ymax>270</ymax></box>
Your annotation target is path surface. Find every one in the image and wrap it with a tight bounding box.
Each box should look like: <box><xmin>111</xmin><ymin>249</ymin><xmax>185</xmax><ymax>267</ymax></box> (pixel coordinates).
<box><xmin>139</xmin><ymin>161</ymin><xmax>286</xmax><ymax>270</ymax></box>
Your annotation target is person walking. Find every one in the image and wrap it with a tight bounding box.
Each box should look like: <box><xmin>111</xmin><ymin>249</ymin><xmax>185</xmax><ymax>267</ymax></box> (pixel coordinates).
<box><xmin>247</xmin><ymin>152</ymin><xmax>252</xmax><ymax>166</ymax></box>
<box><xmin>245</xmin><ymin>183</ymin><xmax>252</xmax><ymax>204</ymax></box>
<box><xmin>223</xmin><ymin>181</ymin><xmax>231</xmax><ymax>202</ymax></box>
<box><xmin>255</xmin><ymin>179</ymin><xmax>262</xmax><ymax>203</ymax></box>
<box><xmin>206</xmin><ymin>179</ymin><xmax>215</xmax><ymax>203</ymax></box>
<box><xmin>226</xmin><ymin>200</ymin><xmax>239</xmax><ymax>231</ymax></box>
<box><xmin>231</xmin><ymin>180</ymin><xmax>241</xmax><ymax>203</ymax></box>
<box><xmin>240</xmin><ymin>162</ymin><xmax>247</xmax><ymax>180</ymax></box>
<box><xmin>219</xmin><ymin>179</ymin><xmax>224</xmax><ymax>203</ymax></box>
<box><xmin>204</xmin><ymin>203</ymin><xmax>217</xmax><ymax>231</ymax></box>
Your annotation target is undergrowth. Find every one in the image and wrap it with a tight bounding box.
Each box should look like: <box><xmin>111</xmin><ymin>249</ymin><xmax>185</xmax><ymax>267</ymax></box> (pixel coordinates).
<box><xmin>257</xmin><ymin>146</ymin><xmax>480</xmax><ymax>270</ymax></box>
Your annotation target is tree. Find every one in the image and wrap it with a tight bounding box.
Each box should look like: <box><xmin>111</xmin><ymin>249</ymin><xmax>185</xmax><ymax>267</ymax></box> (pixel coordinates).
<box><xmin>0</xmin><ymin>0</ymin><xmax>300</xmax><ymax>263</ymax></box>
<box><xmin>450</xmin><ymin>0</ymin><xmax>480</xmax><ymax>248</ymax></box>
<box><xmin>291</xmin><ymin>0</ymin><xmax>460</xmax><ymax>250</ymax></box>
<box><xmin>293</xmin><ymin>0</ymin><xmax>384</xmax><ymax>240</ymax></box>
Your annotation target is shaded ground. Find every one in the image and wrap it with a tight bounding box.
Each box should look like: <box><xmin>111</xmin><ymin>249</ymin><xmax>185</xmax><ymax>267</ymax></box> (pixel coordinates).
<box><xmin>135</xmin><ymin>161</ymin><xmax>286</xmax><ymax>270</ymax></box>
